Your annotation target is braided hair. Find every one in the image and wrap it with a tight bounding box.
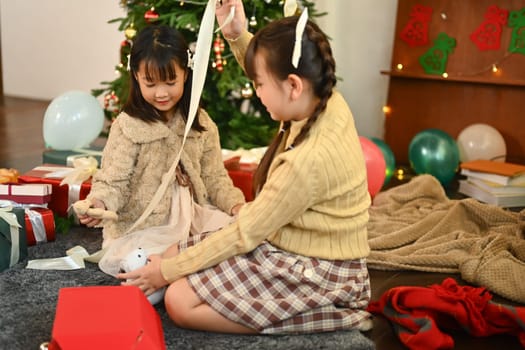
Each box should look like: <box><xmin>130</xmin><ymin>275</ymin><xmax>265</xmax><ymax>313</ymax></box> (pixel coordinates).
<box><xmin>245</xmin><ymin>16</ymin><xmax>337</xmax><ymax>195</ymax></box>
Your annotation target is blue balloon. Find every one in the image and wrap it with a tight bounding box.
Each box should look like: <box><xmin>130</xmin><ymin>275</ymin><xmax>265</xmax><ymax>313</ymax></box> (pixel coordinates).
<box><xmin>371</xmin><ymin>137</ymin><xmax>396</xmax><ymax>186</ymax></box>
<box><xmin>43</xmin><ymin>91</ymin><xmax>104</xmax><ymax>150</ymax></box>
<box><xmin>408</xmin><ymin>129</ymin><xmax>460</xmax><ymax>185</ymax></box>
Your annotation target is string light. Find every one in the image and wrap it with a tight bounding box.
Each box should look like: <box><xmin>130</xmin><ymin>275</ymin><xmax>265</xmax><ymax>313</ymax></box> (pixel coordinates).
<box><xmin>442</xmin><ymin>72</ymin><xmax>449</xmax><ymax>78</ymax></box>
<box><xmin>382</xmin><ymin>105</ymin><xmax>392</xmax><ymax>115</ymax></box>
<box><xmin>396</xmin><ymin>63</ymin><xmax>404</xmax><ymax>71</ymax></box>
<box><xmin>491</xmin><ymin>64</ymin><xmax>499</xmax><ymax>73</ymax></box>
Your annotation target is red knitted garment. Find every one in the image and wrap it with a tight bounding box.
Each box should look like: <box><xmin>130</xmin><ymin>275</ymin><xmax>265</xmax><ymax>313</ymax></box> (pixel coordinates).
<box><xmin>367</xmin><ymin>278</ymin><xmax>525</xmax><ymax>350</ymax></box>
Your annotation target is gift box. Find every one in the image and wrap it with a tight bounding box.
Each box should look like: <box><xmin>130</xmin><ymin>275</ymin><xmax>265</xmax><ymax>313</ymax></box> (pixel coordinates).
<box><xmin>0</xmin><ymin>183</ymin><xmax>52</xmax><ymax>204</ymax></box>
<box><xmin>43</xmin><ymin>146</ymin><xmax>103</xmax><ymax>168</ymax></box>
<box><xmin>18</xmin><ymin>165</ymin><xmax>92</xmax><ymax>218</ymax></box>
<box><xmin>224</xmin><ymin>157</ymin><xmax>257</xmax><ymax>202</ymax></box>
<box><xmin>48</xmin><ymin>286</ymin><xmax>166</xmax><ymax>350</ymax></box>
<box><xmin>25</xmin><ymin>207</ymin><xmax>55</xmax><ymax>246</ymax></box>
<box><xmin>0</xmin><ymin>204</ymin><xmax>27</xmax><ymax>272</ymax></box>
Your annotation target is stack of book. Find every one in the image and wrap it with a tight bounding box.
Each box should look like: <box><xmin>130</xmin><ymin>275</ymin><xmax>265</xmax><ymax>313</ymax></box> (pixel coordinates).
<box><xmin>458</xmin><ymin>159</ymin><xmax>525</xmax><ymax>208</ymax></box>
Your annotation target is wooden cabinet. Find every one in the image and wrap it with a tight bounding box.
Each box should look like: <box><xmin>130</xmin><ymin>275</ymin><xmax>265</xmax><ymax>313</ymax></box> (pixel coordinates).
<box><xmin>384</xmin><ymin>0</ymin><xmax>525</xmax><ymax>164</ymax></box>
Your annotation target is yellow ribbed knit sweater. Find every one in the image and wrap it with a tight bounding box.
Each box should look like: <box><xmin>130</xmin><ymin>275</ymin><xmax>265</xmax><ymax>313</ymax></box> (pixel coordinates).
<box><xmin>160</xmin><ymin>87</ymin><xmax>371</xmax><ymax>282</ymax></box>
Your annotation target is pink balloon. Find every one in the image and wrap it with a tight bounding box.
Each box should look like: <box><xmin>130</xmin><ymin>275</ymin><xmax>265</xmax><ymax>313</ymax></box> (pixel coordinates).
<box><xmin>359</xmin><ymin>136</ymin><xmax>386</xmax><ymax>198</ymax></box>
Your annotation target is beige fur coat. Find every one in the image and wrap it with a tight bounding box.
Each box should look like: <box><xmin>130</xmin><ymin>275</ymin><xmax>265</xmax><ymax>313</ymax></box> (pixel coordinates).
<box><xmin>87</xmin><ymin>110</ymin><xmax>245</xmax><ymax>241</ymax></box>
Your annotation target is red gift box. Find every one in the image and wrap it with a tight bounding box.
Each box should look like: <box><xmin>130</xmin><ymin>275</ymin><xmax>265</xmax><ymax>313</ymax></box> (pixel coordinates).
<box><xmin>48</xmin><ymin>286</ymin><xmax>166</xmax><ymax>350</ymax></box>
<box><xmin>18</xmin><ymin>165</ymin><xmax>91</xmax><ymax>218</ymax></box>
<box><xmin>25</xmin><ymin>207</ymin><xmax>55</xmax><ymax>246</ymax></box>
<box><xmin>0</xmin><ymin>183</ymin><xmax>52</xmax><ymax>204</ymax></box>
<box><xmin>224</xmin><ymin>158</ymin><xmax>257</xmax><ymax>202</ymax></box>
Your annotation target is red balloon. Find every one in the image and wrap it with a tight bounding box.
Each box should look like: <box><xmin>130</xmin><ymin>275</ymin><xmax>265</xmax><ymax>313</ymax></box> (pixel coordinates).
<box><xmin>359</xmin><ymin>136</ymin><xmax>386</xmax><ymax>198</ymax></box>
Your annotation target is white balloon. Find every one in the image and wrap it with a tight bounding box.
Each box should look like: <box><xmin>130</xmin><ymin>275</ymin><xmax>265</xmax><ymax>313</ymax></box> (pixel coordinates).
<box><xmin>43</xmin><ymin>91</ymin><xmax>105</xmax><ymax>150</ymax></box>
<box><xmin>457</xmin><ymin>123</ymin><xmax>506</xmax><ymax>162</ymax></box>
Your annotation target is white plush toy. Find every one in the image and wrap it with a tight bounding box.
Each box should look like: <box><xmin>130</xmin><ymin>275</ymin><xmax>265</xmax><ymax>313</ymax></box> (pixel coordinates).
<box><xmin>120</xmin><ymin>247</ymin><xmax>166</xmax><ymax>305</ymax></box>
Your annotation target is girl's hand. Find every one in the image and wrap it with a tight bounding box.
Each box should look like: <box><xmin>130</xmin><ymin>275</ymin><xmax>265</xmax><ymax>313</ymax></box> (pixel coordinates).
<box><xmin>76</xmin><ymin>198</ymin><xmax>106</xmax><ymax>227</ymax></box>
<box><xmin>117</xmin><ymin>255</ymin><xmax>169</xmax><ymax>296</ymax></box>
<box><xmin>216</xmin><ymin>0</ymin><xmax>246</xmax><ymax>41</ymax></box>
<box><xmin>231</xmin><ymin>203</ymin><xmax>243</xmax><ymax>216</ymax></box>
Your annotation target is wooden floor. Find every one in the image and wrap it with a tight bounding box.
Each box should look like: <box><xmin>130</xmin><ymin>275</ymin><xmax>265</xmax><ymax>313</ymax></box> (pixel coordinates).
<box><xmin>0</xmin><ymin>96</ymin><xmax>50</xmax><ymax>173</ymax></box>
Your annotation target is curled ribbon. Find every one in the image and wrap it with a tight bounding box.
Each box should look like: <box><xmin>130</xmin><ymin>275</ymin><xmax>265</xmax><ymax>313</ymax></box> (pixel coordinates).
<box><xmin>0</xmin><ymin>205</ymin><xmax>22</xmax><ymax>267</ymax></box>
<box><xmin>60</xmin><ymin>156</ymin><xmax>98</xmax><ymax>187</ymax></box>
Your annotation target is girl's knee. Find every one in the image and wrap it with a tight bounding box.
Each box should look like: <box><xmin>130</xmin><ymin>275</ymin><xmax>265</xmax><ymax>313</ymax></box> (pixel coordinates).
<box><xmin>164</xmin><ymin>280</ymin><xmax>194</xmax><ymax>327</ymax></box>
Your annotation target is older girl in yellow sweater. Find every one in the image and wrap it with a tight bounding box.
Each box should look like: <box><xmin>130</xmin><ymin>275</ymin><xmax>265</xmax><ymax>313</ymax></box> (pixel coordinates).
<box><xmin>120</xmin><ymin>0</ymin><xmax>372</xmax><ymax>334</ymax></box>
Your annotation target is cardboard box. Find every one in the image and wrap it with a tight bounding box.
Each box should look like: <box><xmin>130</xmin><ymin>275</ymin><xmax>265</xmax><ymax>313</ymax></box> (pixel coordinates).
<box><xmin>0</xmin><ymin>206</ymin><xmax>27</xmax><ymax>272</ymax></box>
<box><xmin>49</xmin><ymin>286</ymin><xmax>166</xmax><ymax>350</ymax></box>
<box><xmin>18</xmin><ymin>165</ymin><xmax>91</xmax><ymax>218</ymax></box>
<box><xmin>0</xmin><ymin>183</ymin><xmax>52</xmax><ymax>204</ymax></box>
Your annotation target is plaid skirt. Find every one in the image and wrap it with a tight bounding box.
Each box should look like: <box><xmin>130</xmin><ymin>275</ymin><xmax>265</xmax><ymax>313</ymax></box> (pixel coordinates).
<box><xmin>179</xmin><ymin>232</ymin><xmax>372</xmax><ymax>334</ymax></box>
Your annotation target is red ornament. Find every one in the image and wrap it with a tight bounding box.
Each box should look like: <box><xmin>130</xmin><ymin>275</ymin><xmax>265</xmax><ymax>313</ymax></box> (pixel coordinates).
<box><xmin>400</xmin><ymin>4</ymin><xmax>433</xmax><ymax>47</ymax></box>
<box><xmin>470</xmin><ymin>5</ymin><xmax>509</xmax><ymax>51</ymax></box>
<box><xmin>120</xmin><ymin>39</ymin><xmax>132</xmax><ymax>67</ymax></box>
<box><xmin>213</xmin><ymin>35</ymin><xmax>225</xmax><ymax>72</ymax></box>
<box><xmin>144</xmin><ymin>7</ymin><xmax>159</xmax><ymax>23</ymax></box>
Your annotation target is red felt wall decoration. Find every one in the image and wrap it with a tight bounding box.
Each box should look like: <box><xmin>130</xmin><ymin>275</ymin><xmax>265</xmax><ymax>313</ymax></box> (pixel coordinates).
<box><xmin>400</xmin><ymin>4</ymin><xmax>433</xmax><ymax>47</ymax></box>
<box><xmin>470</xmin><ymin>5</ymin><xmax>509</xmax><ymax>51</ymax></box>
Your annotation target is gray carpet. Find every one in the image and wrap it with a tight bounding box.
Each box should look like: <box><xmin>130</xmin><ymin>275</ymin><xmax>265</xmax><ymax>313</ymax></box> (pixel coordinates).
<box><xmin>0</xmin><ymin>226</ymin><xmax>375</xmax><ymax>350</ymax></box>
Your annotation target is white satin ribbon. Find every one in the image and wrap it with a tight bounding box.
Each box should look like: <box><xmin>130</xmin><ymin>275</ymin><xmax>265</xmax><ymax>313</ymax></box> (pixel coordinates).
<box><xmin>292</xmin><ymin>7</ymin><xmax>308</xmax><ymax>69</ymax></box>
<box><xmin>125</xmin><ymin>0</ymin><xmax>218</xmax><ymax>234</ymax></box>
<box><xmin>26</xmin><ymin>245</ymin><xmax>90</xmax><ymax>270</ymax></box>
<box><xmin>0</xmin><ymin>205</ymin><xmax>22</xmax><ymax>267</ymax></box>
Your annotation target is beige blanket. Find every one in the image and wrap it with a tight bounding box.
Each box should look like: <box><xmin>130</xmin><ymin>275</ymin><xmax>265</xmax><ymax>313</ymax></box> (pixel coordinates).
<box><xmin>367</xmin><ymin>174</ymin><xmax>525</xmax><ymax>304</ymax></box>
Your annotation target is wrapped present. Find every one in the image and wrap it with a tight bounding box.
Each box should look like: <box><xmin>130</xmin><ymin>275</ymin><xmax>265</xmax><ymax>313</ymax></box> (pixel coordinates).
<box><xmin>43</xmin><ymin>146</ymin><xmax>103</xmax><ymax>168</ymax></box>
<box><xmin>25</xmin><ymin>207</ymin><xmax>55</xmax><ymax>246</ymax></box>
<box><xmin>47</xmin><ymin>286</ymin><xmax>166</xmax><ymax>350</ymax></box>
<box><xmin>227</xmin><ymin>163</ymin><xmax>257</xmax><ymax>202</ymax></box>
<box><xmin>0</xmin><ymin>183</ymin><xmax>52</xmax><ymax>204</ymax></box>
<box><xmin>0</xmin><ymin>203</ymin><xmax>27</xmax><ymax>272</ymax></box>
<box><xmin>0</xmin><ymin>168</ymin><xmax>19</xmax><ymax>184</ymax></box>
<box><xmin>223</xmin><ymin>147</ymin><xmax>264</xmax><ymax>202</ymax></box>
<box><xmin>19</xmin><ymin>160</ymin><xmax>96</xmax><ymax>218</ymax></box>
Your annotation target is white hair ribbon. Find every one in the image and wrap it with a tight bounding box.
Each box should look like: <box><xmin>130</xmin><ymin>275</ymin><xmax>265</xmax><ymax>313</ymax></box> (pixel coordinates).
<box><xmin>124</xmin><ymin>0</ymin><xmax>218</xmax><ymax>235</ymax></box>
<box><xmin>292</xmin><ymin>7</ymin><xmax>308</xmax><ymax>69</ymax></box>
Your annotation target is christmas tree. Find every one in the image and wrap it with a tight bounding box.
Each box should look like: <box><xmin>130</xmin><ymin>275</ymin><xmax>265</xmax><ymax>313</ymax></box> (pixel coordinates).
<box><xmin>93</xmin><ymin>0</ymin><xmax>323</xmax><ymax>150</ymax></box>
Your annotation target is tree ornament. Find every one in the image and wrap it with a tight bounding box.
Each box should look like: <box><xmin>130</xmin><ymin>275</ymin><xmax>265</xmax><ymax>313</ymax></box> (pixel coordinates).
<box><xmin>419</xmin><ymin>32</ymin><xmax>456</xmax><ymax>75</ymax></box>
<box><xmin>508</xmin><ymin>7</ymin><xmax>525</xmax><ymax>55</ymax></box>
<box><xmin>249</xmin><ymin>16</ymin><xmax>258</xmax><ymax>27</ymax></box>
<box><xmin>400</xmin><ymin>4</ymin><xmax>433</xmax><ymax>47</ymax></box>
<box><xmin>144</xmin><ymin>7</ymin><xmax>159</xmax><ymax>23</ymax></box>
<box><xmin>470</xmin><ymin>5</ymin><xmax>509</xmax><ymax>51</ymax></box>
<box><xmin>120</xmin><ymin>39</ymin><xmax>132</xmax><ymax>68</ymax></box>
<box><xmin>241</xmin><ymin>83</ymin><xmax>254</xmax><ymax>98</ymax></box>
<box><xmin>124</xmin><ymin>24</ymin><xmax>137</xmax><ymax>40</ymax></box>
<box><xmin>104</xmin><ymin>91</ymin><xmax>120</xmax><ymax>114</ymax></box>
<box><xmin>213</xmin><ymin>34</ymin><xmax>225</xmax><ymax>72</ymax></box>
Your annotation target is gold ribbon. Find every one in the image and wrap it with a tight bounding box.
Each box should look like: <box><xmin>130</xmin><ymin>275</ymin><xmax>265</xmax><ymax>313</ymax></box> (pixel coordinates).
<box><xmin>0</xmin><ymin>205</ymin><xmax>22</xmax><ymax>267</ymax></box>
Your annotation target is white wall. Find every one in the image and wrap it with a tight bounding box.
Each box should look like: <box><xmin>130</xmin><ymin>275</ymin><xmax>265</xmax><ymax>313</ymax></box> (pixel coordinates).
<box><xmin>0</xmin><ymin>0</ymin><xmax>397</xmax><ymax>139</ymax></box>
<box><xmin>316</xmin><ymin>0</ymin><xmax>397</xmax><ymax>139</ymax></box>
<box><xmin>0</xmin><ymin>0</ymin><xmax>125</xmax><ymax>100</ymax></box>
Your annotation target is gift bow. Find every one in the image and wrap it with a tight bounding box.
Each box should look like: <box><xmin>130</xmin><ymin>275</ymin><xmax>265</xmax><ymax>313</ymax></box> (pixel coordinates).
<box><xmin>60</xmin><ymin>156</ymin><xmax>98</xmax><ymax>187</ymax></box>
<box><xmin>0</xmin><ymin>205</ymin><xmax>22</xmax><ymax>268</ymax></box>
